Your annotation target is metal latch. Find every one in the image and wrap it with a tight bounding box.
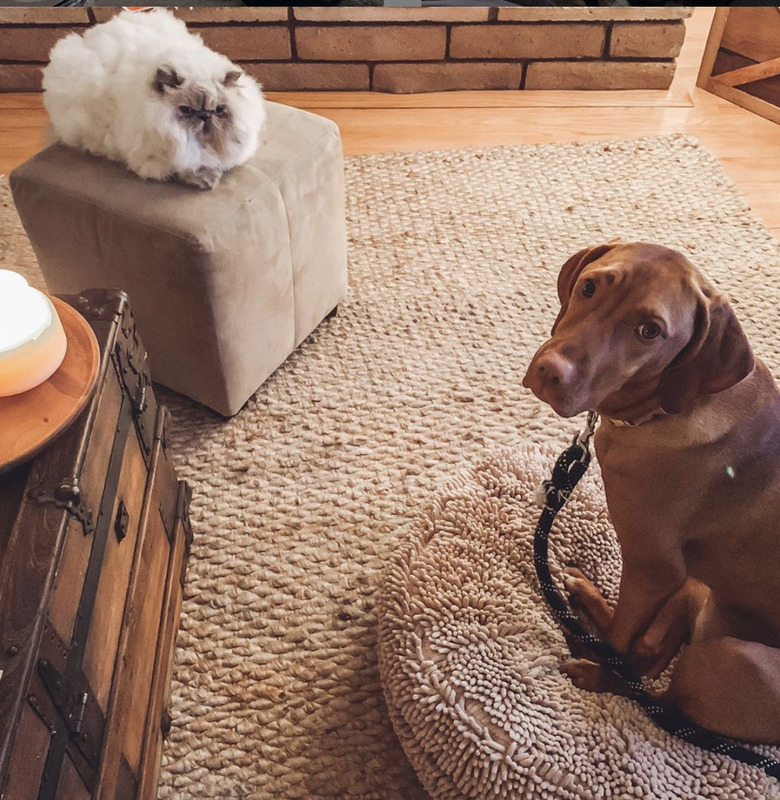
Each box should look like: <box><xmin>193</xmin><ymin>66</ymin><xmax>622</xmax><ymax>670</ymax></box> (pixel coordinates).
<box><xmin>34</xmin><ymin>480</ymin><xmax>95</xmax><ymax>537</ymax></box>
<box><xmin>114</xmin><ymin>500</ymin><xmax>129</xmax><ymax>543</ymax></box>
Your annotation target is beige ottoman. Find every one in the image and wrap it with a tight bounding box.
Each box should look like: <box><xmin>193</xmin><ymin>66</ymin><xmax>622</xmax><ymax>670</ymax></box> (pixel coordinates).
<box><xmin>10</xmin><ymin>101</ymin><xmax>347</xmax><ymax>417</ymax></box>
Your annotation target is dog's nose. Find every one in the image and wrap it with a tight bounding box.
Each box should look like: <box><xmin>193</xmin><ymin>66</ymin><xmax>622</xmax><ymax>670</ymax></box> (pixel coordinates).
<box><xmin>534</xmin><ymin>351</ymin><xmax>576</xmax><ymax>388</ymax></box>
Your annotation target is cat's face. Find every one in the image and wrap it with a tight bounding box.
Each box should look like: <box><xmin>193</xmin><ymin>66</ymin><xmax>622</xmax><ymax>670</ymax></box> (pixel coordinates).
<box><xmin>154</xmin><ymin>66</ymin><xmax>244</xmax><ymax>157</ymax></box>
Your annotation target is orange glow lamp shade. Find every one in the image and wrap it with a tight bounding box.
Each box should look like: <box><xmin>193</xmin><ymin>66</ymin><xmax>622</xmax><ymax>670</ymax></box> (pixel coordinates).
<box><xmin>0</xmin><ymin>271</ymin><xmax>68</xmax><ymax>397</ymax></box>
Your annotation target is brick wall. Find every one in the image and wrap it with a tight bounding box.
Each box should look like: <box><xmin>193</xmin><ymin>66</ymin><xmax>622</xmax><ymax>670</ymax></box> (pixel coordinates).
<box><xmin>0</xmin><ymin>6</ymin><xmax>691</xmax><ymax>94</ymax></box>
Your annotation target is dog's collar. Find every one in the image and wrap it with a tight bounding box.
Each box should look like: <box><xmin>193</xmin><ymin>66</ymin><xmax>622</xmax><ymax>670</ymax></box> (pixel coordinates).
<box><xmin>602</xmin><ymin>409</ymin><xmax>668</xmax><ymax>428</ymax></box>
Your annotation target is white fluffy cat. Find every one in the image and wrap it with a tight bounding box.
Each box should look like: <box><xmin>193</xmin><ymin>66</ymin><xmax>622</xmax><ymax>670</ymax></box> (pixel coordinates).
<box><xmin>43</xmin><ymin>9</ymin><xmax>266</xmax><ymax>189</ymax></box>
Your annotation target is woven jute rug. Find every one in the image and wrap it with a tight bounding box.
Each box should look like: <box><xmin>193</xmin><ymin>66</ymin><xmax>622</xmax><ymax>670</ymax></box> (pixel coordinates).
<box><xmin>3</xmin><ymin>133</ymin><xmax>779</xmax><ymax>800</ymax></box>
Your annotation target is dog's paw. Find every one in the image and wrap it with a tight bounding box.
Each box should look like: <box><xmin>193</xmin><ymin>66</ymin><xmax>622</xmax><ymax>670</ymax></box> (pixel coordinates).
<box><xmin>562</xmin><ymin>566</ymin><xmax>592</xmax><ymax>605</ymax></box>
<box><xmin>561</xmin><ymin>658</ymin><xmax>602</xmax><ymax>691</ymax></box>
<box><xmin>561</xmin><ymin>565</ymin><xmax>615</xmax><ymax>636</ymax></box>
<box><xmin>561</xmin><ymin>658</ymin><xmax>625</xmax><ymax>695</ymax></box>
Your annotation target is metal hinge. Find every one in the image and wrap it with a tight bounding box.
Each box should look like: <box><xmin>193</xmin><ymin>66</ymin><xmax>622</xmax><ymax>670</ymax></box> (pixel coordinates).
<box><xmin>115</xmin><ymin>323</ymin><xmax>152</xmax><ymax>417</ymax></box>
<box><xmin>38</xmin><ymin>659</ymin><xmax>89</xmax><ymax>736</ymax></box>
<box><xmin>36</xmin><ymin>649</ymin><xmax>104</xmax><ymax>779</ymax></box>
<box><xmin>34</xmin><ymin>479</ymin><xmax>95</xmax><ymax>537</ymax></box>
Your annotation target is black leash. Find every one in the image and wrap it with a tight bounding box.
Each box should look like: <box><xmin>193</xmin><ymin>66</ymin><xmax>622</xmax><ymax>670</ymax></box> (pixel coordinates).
<box><xmin>534</xmin><ymin>410</ymin><xmax>780</xmax><ymax>780</ymax></box>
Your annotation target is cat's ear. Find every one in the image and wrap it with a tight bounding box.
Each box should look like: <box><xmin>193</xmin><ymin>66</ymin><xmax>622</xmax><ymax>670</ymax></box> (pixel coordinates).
<box><xmin>154</xmin><ymin>66</ymin><xmax>183</xmax><ymax>93</ymax></box>
<box><xmin>223</xmin><ymin>70</ymin><xmax>243</xmax><ymax>87</ymax></box>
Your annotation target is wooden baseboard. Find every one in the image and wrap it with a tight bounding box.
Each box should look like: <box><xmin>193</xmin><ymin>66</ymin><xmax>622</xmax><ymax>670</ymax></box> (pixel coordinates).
<box><xmin>267</xmin><ymin>86</ymin><xmax>693</xmax><ymax>110</ymax></box>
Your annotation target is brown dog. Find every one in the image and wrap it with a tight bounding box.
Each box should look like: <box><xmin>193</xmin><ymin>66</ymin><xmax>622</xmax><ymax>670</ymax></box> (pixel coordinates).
<box><xmin>523</xmin><ymin>241</ymin><xmax>780</xmax><ymax>744</ymax></box>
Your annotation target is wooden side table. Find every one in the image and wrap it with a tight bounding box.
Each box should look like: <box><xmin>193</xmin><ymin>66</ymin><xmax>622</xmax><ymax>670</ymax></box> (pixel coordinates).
<box><xmin>0</xmin><ymin>289</ymin><xmax>192</xmax><ymax>800</ymax></box>
<box><xmin>698</xmin><ymin>7</ymin><xmax>780</xmax><ymax>126</ymax></box>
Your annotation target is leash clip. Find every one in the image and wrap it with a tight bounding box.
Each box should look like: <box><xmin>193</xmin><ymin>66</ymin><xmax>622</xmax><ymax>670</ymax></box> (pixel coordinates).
<box><xmin>535</xmin><ymin>412</ymin><xmax>599</xmax><ymax>510</ymax></box>
<box><xmin>573</xmin><ymin>410</ymin><xmax>599</xmax><ymax>452</ymax></box>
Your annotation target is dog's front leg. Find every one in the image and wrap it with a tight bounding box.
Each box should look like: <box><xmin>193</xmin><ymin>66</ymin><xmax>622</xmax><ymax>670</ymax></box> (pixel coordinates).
<box><xmin>561</xmin><ymin>564</ymin><xmax>688</xmax><ymax>694</ymax></box>
<box><xmin>606</xmin><ymin>553</ymin><xmax>687</xmax><ymax>655</ymax></box>
<box><xmin>562</xmin><ymin>559</ymin><xmax>688</xmax><ymax>693</ymax></box>
<box><xmin>563</xmin><ymin>572</ymin><xmax>696</xmax><ymax>689</ymax></box>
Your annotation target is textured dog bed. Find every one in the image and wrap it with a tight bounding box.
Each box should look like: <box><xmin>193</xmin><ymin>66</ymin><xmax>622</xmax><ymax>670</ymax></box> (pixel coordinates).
<box><xmin>377</xmin><ymin>445</ymin><xmax>780</xmax><ymax>800</ymax></box>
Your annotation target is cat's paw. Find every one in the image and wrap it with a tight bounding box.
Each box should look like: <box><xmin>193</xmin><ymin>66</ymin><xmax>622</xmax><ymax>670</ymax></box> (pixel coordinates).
<box><xmin>178</xmin><ymin>167</ymin><xmax>223</xmax><ymax>190</ymax></box>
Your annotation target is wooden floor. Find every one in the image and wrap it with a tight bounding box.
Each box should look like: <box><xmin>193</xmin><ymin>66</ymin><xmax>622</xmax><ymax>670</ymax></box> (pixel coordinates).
<box><xmin>1</xmin><ymin>7</ymin><xmax>778</xmax><ymax>239</ymax></box>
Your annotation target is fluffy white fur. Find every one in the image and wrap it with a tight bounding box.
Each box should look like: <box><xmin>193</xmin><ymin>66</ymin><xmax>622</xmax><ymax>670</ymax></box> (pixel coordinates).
<box><xmin>43</xmin><ymin>9</ymin><xmax>266</xmax><ymax>189</ymax></box>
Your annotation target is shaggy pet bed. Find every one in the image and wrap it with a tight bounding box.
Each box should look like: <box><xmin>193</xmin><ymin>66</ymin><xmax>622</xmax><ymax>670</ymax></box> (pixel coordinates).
<box><xmin>377</xmin><ymin>445</ymin><xmax>780</xmax><ymax>800</ymax></box>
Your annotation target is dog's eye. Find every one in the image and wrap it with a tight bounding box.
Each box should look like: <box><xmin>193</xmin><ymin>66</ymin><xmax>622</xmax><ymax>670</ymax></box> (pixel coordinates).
<box><xmin>215</xmin><ymin>105</ymin><xmax>227</xmax><ymax>116</ymax></box>
<box><xmin>582</xmin><ymin>279</ymin><xmax>596</xmax><ymax>298</ymax></box>
<box><xmin>179</xmin><ymin>105</ymin><xmax>193</xmax><ymax>115</ymax></box>
<box><xmin>638</xmin><ymin>322</ymin><xmax>661</xmax><ymax>340</ymax></box>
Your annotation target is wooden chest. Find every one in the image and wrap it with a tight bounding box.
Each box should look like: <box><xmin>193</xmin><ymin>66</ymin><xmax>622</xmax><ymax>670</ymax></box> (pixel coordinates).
<box><xmin>0</xmin><ymin>290</ymin><xmax>192</xmax><ymax>800</ymax></box>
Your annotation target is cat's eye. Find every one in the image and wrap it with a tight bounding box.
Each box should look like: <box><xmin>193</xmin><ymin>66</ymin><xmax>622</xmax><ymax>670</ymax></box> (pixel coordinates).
<box><xmin>582</xmin><ymin>279</ymin><xmax>596</xmax><ymax>298</ymax></box>
<box><xmin>179</xmin><ymin>105</ymin><xmax>193</xmax><ymax>115</ymax></box>
<box><xmin>638</xmin><ymin>322</ymin><xmax>661</xmax><ymax>340</ymax></box>
<box><xmin>215</xmin><ymin>105</ymin><xmax>227</xmax><ymax>116</ymax></box>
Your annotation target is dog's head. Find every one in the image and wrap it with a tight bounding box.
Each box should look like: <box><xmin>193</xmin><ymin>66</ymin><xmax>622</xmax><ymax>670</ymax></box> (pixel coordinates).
<box><xmin>522</xmin><ymin>242</ymin><xmax>754</xmax><ymax>420</ymax></box>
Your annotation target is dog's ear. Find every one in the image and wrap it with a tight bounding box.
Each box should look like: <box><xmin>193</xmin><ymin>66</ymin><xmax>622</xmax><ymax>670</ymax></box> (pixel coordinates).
<box><xmin>658</xmin><ymin>288</ymin><xmax>754</xmax><ymax>414</ymax></box>
<box><xmin>154</xmin><ymin>65</ymin><xmax>183</xmax><ymax>93</ymax></box>
<box><xmin>552</xmin><ymin>243</ymin><xmax>616</xmax><ymax>334</ymax></box>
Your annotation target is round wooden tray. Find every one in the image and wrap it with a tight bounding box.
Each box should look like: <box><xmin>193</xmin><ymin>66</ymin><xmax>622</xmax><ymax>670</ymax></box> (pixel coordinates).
<box><xmin>0</xmin><ymin>297</ymin><xmax>100</xmax><ymax>475</ymax></box>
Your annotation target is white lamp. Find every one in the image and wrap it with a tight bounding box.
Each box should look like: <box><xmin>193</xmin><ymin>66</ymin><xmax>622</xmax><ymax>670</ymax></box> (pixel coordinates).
<box><xmin>0</xmin><ymin>270</ymin><xmax>68</xmax><ymax>397</ymax></box>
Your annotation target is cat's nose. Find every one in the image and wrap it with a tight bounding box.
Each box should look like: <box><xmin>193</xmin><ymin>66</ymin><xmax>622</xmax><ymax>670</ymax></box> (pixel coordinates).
<box><xmin>195</xmin><ymin>110</ymin><xmax>210</xmax><ymax>121</ymax></box>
